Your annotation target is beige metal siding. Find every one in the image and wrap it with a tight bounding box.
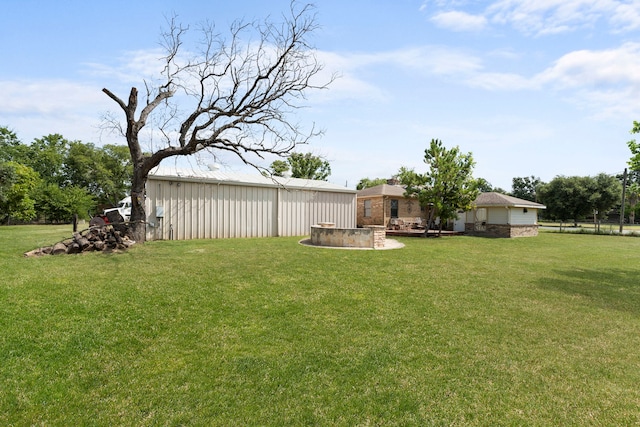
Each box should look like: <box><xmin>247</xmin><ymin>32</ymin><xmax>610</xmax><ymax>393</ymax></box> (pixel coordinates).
<box><xmin>487</xmin><ymin>207</ymin><xmax>508</xmax><ymax>224</ymax></box>
<box><xmin>146</xmin><ymin>176</ymin><xmax>355</xmax><ymax>240</ymax></box>
<box><xmin>277</xmin><ymin>189</ymin><xmax>356</xmax><ymax>237</ymax></box>
<box><xmin>147</xmin><ymin>178</ymin><xmax>277</xmax><ymax>240</ymax></box>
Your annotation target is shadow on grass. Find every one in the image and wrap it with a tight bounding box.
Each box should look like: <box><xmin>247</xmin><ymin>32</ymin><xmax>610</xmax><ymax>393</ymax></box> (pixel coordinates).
<box><xmin>538</xmin><ymin>268</ymin><xmax>640</xmax><ymax>315</ymax></box>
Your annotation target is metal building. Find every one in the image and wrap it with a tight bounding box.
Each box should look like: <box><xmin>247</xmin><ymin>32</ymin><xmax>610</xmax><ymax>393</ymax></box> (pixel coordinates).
<box><xmin>145</xmin><ymin>166</ymin><xmax>356</xmax><ymax>240</ymax></box>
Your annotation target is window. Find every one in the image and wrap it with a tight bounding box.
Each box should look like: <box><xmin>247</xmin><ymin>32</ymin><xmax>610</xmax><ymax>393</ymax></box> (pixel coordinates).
<box><xmin>390</xmin><ymin>199</ymin><xmax>399</xmax><ymax>218</ymax></box>
<box><xmin>364</xmin><ymin>200</ymin><xmax>372</xmax><ymax>217</ymax></box>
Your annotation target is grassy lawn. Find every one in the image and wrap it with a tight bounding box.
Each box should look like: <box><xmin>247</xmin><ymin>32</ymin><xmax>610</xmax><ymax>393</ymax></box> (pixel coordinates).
<box><xmin>2</xmin><ymin>225</ymin><xmax>640</xmax><ymax>425</ymax></box>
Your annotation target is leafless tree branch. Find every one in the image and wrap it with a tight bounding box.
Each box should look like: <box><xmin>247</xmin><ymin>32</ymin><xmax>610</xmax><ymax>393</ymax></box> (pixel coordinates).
<box><xmin>101</xmin><ymin>1</ymin><xmax>333</xmax><ymax>242</ymax></box>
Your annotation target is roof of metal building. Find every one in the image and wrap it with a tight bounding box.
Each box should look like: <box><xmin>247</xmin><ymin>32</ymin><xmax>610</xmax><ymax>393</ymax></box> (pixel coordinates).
<box><xmin>149</xmin><ymin>166</ymin><xmax>356</xmax><ymax>194</ymax></box>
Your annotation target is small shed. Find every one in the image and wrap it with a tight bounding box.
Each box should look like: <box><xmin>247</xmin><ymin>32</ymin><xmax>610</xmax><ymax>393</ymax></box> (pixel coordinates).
<box><xmin>356</xmin><ymin>184</ymin><xmax>427</xmax><ymax>229</ymax></box>
<box><xmin>465</xmin><ymin>192</ymin><xmax>546</xmax><ymax>238</ymax></box>
<box><xmin>145</xmin><ymin>166</ymin><xmax>356</xmax><ymax>240</ymax></box>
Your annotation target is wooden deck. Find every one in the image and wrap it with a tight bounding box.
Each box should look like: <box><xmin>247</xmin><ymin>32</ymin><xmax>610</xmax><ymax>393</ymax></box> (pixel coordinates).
<box><xmin>385</xmin><ymin>228</ymin><xmax>464</xmax><ymax>237</ymax></box>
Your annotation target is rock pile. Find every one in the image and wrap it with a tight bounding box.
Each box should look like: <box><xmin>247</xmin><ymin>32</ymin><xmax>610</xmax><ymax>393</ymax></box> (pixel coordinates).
<box><xmin>24</xmin><ymin>225</ymin><xmax>135</xmax><ymax>257</ymax></box>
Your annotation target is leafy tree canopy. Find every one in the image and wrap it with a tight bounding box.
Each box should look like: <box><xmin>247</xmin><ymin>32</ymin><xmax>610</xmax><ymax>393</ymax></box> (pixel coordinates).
<box><xmin>398</xmin><ymin>139</ymin><xmax>478</xmax><ymax>233</ymax></box>
<box><xmin>270</xmin><ymin>152</ymin><xmax>331</xmax><ymax>180</ymax></box>
<box><xmin>511</xmin><ymin>176</ymin><xmax>543</xmax><ymax>202</ymax></box>
<box><xmin>0</xmin><ymin>127</ymin><xmax>29</xmax><ymax>163</ymax></box>
<box><xmin>537</xmin><ymin>174</ymin><xmax>621</xmax><ymax>224</ymax></box>
<box><xmin>269</xmin><ymin>160</ymin><xmax>290</xmax><ymax>178</ymax></box>
<box><xmin>628</xmin><ymin>120</ymin><xmax>640</xmax><ymax>171</ymax></box>
<box><xmin>0</xmin><ymin>126</ymin><xmax>132</xmax><ymax>222</ymax></box>
<box><xmin>356</xmin><ymin>177</ymin><xmax>388</xmax><ymax>190</ymax></box>
<box><xmin>475</xmin><ymin>178</ymin><xmax>495</xmax><ymax>193</ymax></box>
<box><xmin>34</xmin><ymin>183</ymin><xmax>96</xmax><ymax>222</ymax></box>
<box><xmin>0</xmin><ymin>162</ymin><xmax>40</xmax><ymax>224</ymax></box>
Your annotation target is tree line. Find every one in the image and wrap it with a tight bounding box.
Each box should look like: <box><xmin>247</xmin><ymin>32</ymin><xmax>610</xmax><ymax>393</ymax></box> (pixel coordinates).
<box><xmin>0</xmin><ymin>126</ymin><xmax>132</xmax><ymax>224</ymax></box>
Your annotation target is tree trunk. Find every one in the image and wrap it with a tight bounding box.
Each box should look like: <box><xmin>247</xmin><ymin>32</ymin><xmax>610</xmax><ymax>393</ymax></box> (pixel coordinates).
<box><xmin>127</xmin><ymin>168</ymin><xmax>148</xmax><ymax>243</ymax></box>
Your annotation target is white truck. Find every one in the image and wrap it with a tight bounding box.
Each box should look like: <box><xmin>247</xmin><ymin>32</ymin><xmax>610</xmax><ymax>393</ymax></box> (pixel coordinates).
<box><xmin>90</xmin><ymin>196</ymin><xmax>132</xmax><ymax>227</ymax></box>
<box><xmin>103</xmin><ymin>197</ymin><xmax>132</xmax><ymax>222</ymax></box>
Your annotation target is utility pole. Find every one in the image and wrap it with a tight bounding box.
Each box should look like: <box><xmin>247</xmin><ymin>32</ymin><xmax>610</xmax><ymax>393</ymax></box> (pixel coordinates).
<box><xmin>620</xmin><ymin>168</ymin><xmax>627</xmax><ymax>234</ymax></box>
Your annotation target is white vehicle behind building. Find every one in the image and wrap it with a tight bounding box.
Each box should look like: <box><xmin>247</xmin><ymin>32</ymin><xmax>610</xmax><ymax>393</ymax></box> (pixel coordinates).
<box><xmin>103</xmin><ymin>197</ymin><xmax>131</xmax><ymax>222</ymax></box>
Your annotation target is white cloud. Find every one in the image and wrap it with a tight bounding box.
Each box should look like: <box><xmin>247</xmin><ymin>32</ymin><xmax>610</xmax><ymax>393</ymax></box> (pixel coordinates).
<box><xmin>426</xmin><ymin>0</ymin><xmax>640</xmax><ymax>36</ymax></box>
<box><xmin>310</xmin><ymin>47</ymin><xmax>483</xmax><ymax>103</ymax></box>
<box><xmin>0</xmin><ymin>79</ymin><xmax>118</xmax><ymax>144</ymax></box>
<box><xmin>535</xmin><ymin>42</ymin><xmax>640</xmax><ymax>89</ymax></box>
<box><xmin>84</xmin><ymin>48</ymin><xmax>167</xmax><ymax>84</ymax></box>
<box><xmin>0</xmin><ymin>79</ymin><xmax>106</xmax><ymax>115</ymax></box>
<box><xmin>530</xmin><ymin>42</ymin><xmax>640</xmax><ymax>117</ymax></box>
<box><xmin>488</xmin><ymin>0</ymin><xmax>615</xmax><ymax>35</ymax></box>
<box><xmin>610</xmin><ymin>1</ymin><xmax>640</xmax><ymax>31</ymax></box>
<box><xmin>468</xmin><ymin>72</ymin><xmax>535</xmax><ymax>90</ymax></box>
<box><xmin>430</xmin><ymin>10</ymin><xmax>488</xmax><ymax>31</ymax></box>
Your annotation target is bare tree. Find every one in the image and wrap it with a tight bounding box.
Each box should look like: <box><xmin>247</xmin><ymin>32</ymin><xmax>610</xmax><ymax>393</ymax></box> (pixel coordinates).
<box><xmin>102</xmin><ymin>2</ymin><xmax>332</xmax><ymax>242</ymax></box>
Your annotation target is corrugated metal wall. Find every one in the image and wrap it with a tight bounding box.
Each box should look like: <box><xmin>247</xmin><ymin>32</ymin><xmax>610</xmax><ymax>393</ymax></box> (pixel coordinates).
<box><xmin>277</xmin><ymin>188</ymin><xmax>356</xmax><ymax>237</ymax></box>
<box><xmin>146</xmin><ymin>177</ymin><xmax>356</xmax><ymax>240</ymax></box>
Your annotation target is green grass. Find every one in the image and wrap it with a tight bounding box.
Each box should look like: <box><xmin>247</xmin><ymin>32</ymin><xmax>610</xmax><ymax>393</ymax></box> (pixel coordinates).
<box><xmin>2</xmin><ymin>226</ymin><xmax>640</xmax><ymax>425</ymax></box>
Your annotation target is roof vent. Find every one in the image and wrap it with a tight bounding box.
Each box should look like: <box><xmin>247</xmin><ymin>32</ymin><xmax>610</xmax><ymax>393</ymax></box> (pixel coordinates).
<box><xmin>207</xmin><ymin>163</ymin><xmax>221</xmax><ymax>171</ymax></box>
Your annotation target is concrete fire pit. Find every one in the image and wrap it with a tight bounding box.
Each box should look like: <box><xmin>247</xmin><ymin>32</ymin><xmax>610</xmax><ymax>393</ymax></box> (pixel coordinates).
<box><xmin>302</xmin><ymin>224</ymin><xmax>401</xmax><ymax>250</ymax></box>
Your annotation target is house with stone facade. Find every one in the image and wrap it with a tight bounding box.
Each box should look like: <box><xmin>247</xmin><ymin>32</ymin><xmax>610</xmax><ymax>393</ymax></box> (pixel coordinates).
<box><xmin>356</xmin><ymin>184</ymin><xmax>427</xmax><ymax>229</ymax></box>
<box><xmin>464</xmin><ymin>192</ymin><xmax>546</xmax><ymax>238</ymax></box>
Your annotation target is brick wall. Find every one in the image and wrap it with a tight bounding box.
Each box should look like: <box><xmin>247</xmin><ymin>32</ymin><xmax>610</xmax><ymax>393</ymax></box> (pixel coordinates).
<box><xmin>465</xmin><ymin>223</ymin><xmax>539</xmax><ymax>238</ymax></box>
<box><xmin>357</xmin><ymin>196</ymin><xmax>386</xmax><ymax>227</ymax></box>
<box><xmin>357</xmin><ymin>196</ymin><xmax>425</xmax><ymax>228</ymax></box>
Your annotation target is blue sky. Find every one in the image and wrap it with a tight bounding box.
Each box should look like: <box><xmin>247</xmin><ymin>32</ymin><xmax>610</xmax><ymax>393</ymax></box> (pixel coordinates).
<box><xmin>2</xmin><ymin>0</ymin><xmax>640</xmax><ymax>190</ymax></box>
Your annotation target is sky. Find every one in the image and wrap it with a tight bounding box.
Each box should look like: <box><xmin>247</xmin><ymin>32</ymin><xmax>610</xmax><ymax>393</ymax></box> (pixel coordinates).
<box><xmin>2</xmin><ymin>0</ymin><xmax>640</xmax><ymax>191</ymax></box>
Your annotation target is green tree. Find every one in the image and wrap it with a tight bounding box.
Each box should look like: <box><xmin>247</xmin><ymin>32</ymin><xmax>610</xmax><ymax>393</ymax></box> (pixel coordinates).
<box><xmin>591</xmin><ymin>173</ymin><xmax>622</xmax><ymax>224</ymax></box>
<box><xmin>356</xmin><ymin>177</ymin><xmax>388</xmax><ymax>190</ymax></box>
<box><xmin>627</xmin><ymin>121</ymin><xmax>640</xmax><ymax>224</ymax></box>
<box><xmin>538</xmin><ymin>174</ymin><xmax>621</xmax><ymax>227</ymax></box>
<box><xmin>538</xmin><ymin>176</ymin><xmax>589</xmax><ymax>225</ymax></box>
<box><xmin>626</xmin><ymin>182</ymin><xmax>640</xmax><ymax>224</ymax></box>
<box><xmin>269</xmin><ymin>153</ymin><xmax>331</xmax><ymax>180</ymax></box>
<box><xmin>475</xmin><ymin>178</ymin><xmax>494</xmax><ymax>193</ymax></box>
<box><xmin>269</xmin><ymin>159</ymin><xmax>290</xmax><ymax>177</ymax></box>
<box><xmin>398</xmin><ymin>139</ymin><xmax>478</xmax><ymax>235</ymax></box>
<box><xmin>511</xmin><ymin>176</ymin><xmax>542</xmax><ymax>202</ymax></box>
<box><xmin>0</xmin><ymin>127</ymin><xmax>29</xmax><ymax>163</ymax></box>
<box><xmin>64</xmin><ymin>142</ymin><xmax>131</xmax><ymax>206</ymax></box>
<box><xmin>34</xmin><ymin>183</ymin><xmax>95</xmax><ymax>222</ymax></box>
<box><xmin>0</xmin><ymin>163</ymin><xmax>17</xmax><ymax>208</ymax></box>
<box><xmin>102</xmin><ymin>4</ymin><xmax>331</xmax><ymax>242</ymax></box>
<box><xmin>95</xmin><ymin>145</ymin><xmax>132</xmax><ymax>205</ymax></box>
<box><xmin>0</xmin><ymin>162</ymin><xmax>40</xmax><ymax>224</ymax></box>
<box><xmin>628</xmin><ymin>120</ymin><xmax>640</xmax><ymax>171</ymax></box>
<box><xmin>287</xmin><ymin>152</ymin><xmax>331</xmax><ymax>180</ymax></box>
<box><xmin>27</xmin><ymin>134</ymin><xmax>69</xmax><ymax>186</ymax></box>
<box><xmin>0</xmin><ymin>128</ymin><xmax>71</xmax><ymax>186</ymax></box>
